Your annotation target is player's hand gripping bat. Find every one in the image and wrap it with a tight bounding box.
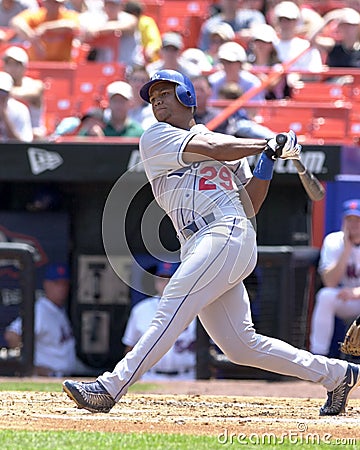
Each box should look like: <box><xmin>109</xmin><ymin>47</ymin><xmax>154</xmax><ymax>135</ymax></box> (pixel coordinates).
<box><xmin>276</xmin><ymin>134</ymin><xmax>325</xmax><ymax>202</ymax></box>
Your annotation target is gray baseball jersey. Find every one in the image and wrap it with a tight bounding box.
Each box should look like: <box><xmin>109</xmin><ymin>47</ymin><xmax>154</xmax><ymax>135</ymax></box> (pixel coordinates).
<box><xmin>140</xmin><ymin>122</ymin><xmax>251</xmax><ymax>235</ymax></box>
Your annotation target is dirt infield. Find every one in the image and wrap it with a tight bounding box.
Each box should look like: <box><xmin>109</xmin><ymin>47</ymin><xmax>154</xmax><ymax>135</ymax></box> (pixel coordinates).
<box><xmin>0</xmin><ymin>379</ymin><xmax>360</xmax><ymax>440</ymax></box>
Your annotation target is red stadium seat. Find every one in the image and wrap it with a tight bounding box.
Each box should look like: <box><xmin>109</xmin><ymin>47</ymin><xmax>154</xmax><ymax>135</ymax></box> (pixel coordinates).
<box><xmin>26</xmin><ymin>62</ymin><xmax>77</xmax><ymax>96</ymax></box>
<box><xmin>43</xmin><ymin>77</ymin><xmax>79</xmax><ymax>134</ymax></box>
<box><xmin>150</xmin><ymin>0</ymin><xmax>210</xmax><ymax>48</ymax></box>
<box><xmin>142</xmin><ymin>0</ymin><xmax>163</xmax><ymax>24</ymax></box>
<box><xmin>291</xmin><ymin>82</ymin><xmax>350</xmax><ymax>103</ymax></box>
<box><xmin>73</xmin><ymin>62</ymin><xmax>126</xmax><ymax>111</ymax></box>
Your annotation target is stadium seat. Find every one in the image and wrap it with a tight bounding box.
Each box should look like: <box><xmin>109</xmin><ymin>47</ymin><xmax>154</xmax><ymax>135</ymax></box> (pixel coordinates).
<box><xmin>74</xmin><ymin>62</ymin><xmax>126</xmax><ymax>112</ymax></box>
<box><xmin>310</xmin><ymin>117</ymin><xmax>348</xmax><ymax>141</ymax></box>
<box><xmin>81</xmin><ymin>33</ymin><xmax>120</xmax><ymax>64</ymax></box>
<box><xmin>43</xmin><ymin>77</ymin><xmax>79</xmax><ymax>134</ymax></box>
<box><xmin>254</xmin><ymin>103</ymin><xmax>313</xmax><ymax>137</ymax></box>
<box><xmin>71</xmin><ymin>40</ymin><xmax>91</xmax><ymax>64</ymax></box>
<box><xmin>26</xmin><ymin>62</ymin><xmax>77</xmax><ymax>96</ymax></box>
<box><xmin>142</xmin><ymin>0</ymin><xmax>163</xmax><ymax>24</ymax></box>
<box><xmin>152</xmin><ymin>0</ymin><xmax>210</xmax><ymax>48</ymax></box>
<box><xmin>291</xmin><ymin>82</ymin><xmax>350</xmax><ymax>103</ymax></box>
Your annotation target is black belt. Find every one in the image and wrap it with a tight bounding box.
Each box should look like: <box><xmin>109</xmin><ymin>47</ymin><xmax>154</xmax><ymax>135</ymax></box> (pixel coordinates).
<box><xmin>154</xmin><ymin>368</ymin><xmax>191</xmax><ymax>376</ymax></box>
<box><xmin>179</xmin><ymin>212</ymin><xmax>216</xmax><ymax>240</ymax></box>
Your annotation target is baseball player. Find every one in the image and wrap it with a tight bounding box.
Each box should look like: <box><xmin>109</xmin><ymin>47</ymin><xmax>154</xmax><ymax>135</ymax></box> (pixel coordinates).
<box><xmin>123</xmin><ymin>262</ymin><xmax>196</xmax><ymax>380</ymax></box>
<box><xmin>5</xmin><ymin>263</ymin><xmax>77</xmax><ymax>376</ymax></box>
<box><xmin>63</xmin><ymin>70</ymin><xmax>360</xmax><ymax>416</ymax></box>
<box><xmin>310</xmin><ymin>199</ymin><xmax>360</xmax><ymax>355</ymax></box>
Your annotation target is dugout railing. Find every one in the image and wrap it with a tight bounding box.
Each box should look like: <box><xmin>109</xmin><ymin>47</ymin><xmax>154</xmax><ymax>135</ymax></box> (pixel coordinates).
<box><xmin>0</xmin><ymin>243</ymin><xmax>36</xmax><ymax>376</ymax></box>
<box><xmin>196</xmin><ymin>246</ymin><xmax>320</xmax><ymax>380</ymax></box>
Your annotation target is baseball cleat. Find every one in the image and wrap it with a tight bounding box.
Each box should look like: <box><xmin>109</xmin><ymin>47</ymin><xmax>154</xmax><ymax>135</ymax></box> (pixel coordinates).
<box><xmin>63</xmin><ymin>379</ymin><xmax>115</xmax><ymax>413</ymax></box>
<box><xmin>320</xmin><ymin>363</ymin><xmax>360</xmax><ymax>416</ymax></box>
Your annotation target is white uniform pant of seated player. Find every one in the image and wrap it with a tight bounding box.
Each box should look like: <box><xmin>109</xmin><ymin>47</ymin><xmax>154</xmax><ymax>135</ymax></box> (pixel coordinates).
<box><xmin>310</xmin><ymin>287</ymin><xmax>360</xmax><ymax>356</ymax></box>
<box><xmin>98</xmin><ymin>216</ymin><xmax>348</xmax><ymax>402</ymax></box>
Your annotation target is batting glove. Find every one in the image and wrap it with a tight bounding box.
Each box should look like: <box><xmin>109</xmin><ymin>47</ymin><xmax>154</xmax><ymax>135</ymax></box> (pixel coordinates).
<box><xmin>265</xmin><ymin>131</ymin><xmax>302</xmax><ymax>160</ymax></box>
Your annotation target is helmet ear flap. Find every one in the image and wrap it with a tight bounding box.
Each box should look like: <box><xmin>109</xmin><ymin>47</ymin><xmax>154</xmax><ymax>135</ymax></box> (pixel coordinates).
<box><xmin>175</xmin><ymin>84</ymin><xmax>196</xmax><ymax>108</ymax></box>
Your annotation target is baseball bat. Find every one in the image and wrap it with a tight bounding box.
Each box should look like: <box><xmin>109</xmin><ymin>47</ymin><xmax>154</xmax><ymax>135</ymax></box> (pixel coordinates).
<box><xmin>276</xmin><ymin>134</ymin><xmax>325</xmax><ymax>201</ymax></box>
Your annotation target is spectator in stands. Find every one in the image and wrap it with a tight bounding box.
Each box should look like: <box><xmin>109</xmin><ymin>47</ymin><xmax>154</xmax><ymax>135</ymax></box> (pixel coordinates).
<box><xmin>198</xmin><ymin>0</ymin><xmax>266</xmax><ymax>52</ymax></box>
<box><xmin>271</xmin><ymin>1</ymin><xmax>323</xmax><ymax>88</ymax></box>
<box><xmin>297</xmin><ymin>3</ymin><xmax>324</xmax><ymax>40</ymax></box>
<box><xmin>266</xmin><ymin>1</ymin><xmax>324</xmax><ymax>36</ymax></box>
<box><xmin>267</xmin><ymin>0</ymin><xmax>324</xmax><ymax>40</ymax></box>
<box><xmin>81</xmin><ymin>0</ymin><xmax>143</xmax><ymax>67</ymax></box>
<box><xmin>5</xmin><ymin>263</ymin><xmax>77</xmax><ymax>376</ymax></box>
<box><xmin>180</xmin><ymin>48</ymin><xmax>213</xmax><ymax>75</ymax></box>
<box><xmin>123</xmin><ymin>262</ymin><xmax>197</xmax><ymax>380</ymax></box>
<box><xmin>77</xmin><ymin>107</ymin><xmax>106</xmax><ymax>136</ymax></box>
<box><xmin>126</xmin><ymin>65</ymin><xmax>156</xmax><ymax>130</ymax></box>
<box><xmin>0</xmin><ymin>0</ymin><xmax>38</xmax><ymax>28</ymax></box>
<box><xmin>2</xmin><ymin>46</ymin><xmax>46</xmax><ymax>139</ymax></box>
<box><xmin>192</xmin><ymin>74</ymin><xmax>227</xmax><ymax>134</ymax></box>
<box><xmin>48</xmin><ymin>107</ymin><xmax>106</xmax><ymax>139</ymax></box>
<box><xmin>205</xmin><ymin>21</ymin><xmax>235</xmax><ymax>69</ymax></box>
<box><xmin>0</xmin><ymin>71</ymin><xmax>33</xmax><ymax>142</ymax></box>
<box><xmin>310</xmin><ymin>7</ymin><xmax>360</xmax><ymax>70</ymax></box>
<box><xmin>102</xmin><ymin>80</ymin><xmax>144</xmax><ymax>137</ymax></box>
<box><xmin>310</xmin><ymin>199</ymin><xmax>360</xmax><ymax>356</ymax></box>
<box><xmin>244</xmin><ymin>0</ymin><xmax>266</xmax><ymax>14</ymax></box>
<box><xmin>47</xmin><ymin>116</ymin><xmax>82</xmax><ymax>139</ymax></box>
<box><xmin>247</xmin><ymin>23</ymin><xmax>290</xmax><ymax>99</ymax></box>
<box><xmin>217</xmin><ymin>81</ymin><xmax>275</xmax><ymax>138</ymax></box>
<box><xmin>192</xmin><ymin>75</ymin><xmax>274</xmax><ymax>139</ymax></box>
<box><xmin>10</xmin><ymin>0</ymin><xmax>80</xmax><ymax>61</ymax></box>
<box><xmin>123</xmin><ymin>0</ymin><xmax>162</xmax><ymax>64</ymax></box>
<box><xmin>146</xmin><ymin>32</ymin><xmax>201</xmax><ymax>79</ymax></box>
<box><xmin>64</xmin><ymin>0</ymin><xmax>88</xmax><ymax>12</ymax></box>
<box><xmin>248</xmin><ymin>23</ymin><xmax>280</xmax><ymax>67</ymax></box>
<box><xmin>208</xmin><ymin>41</ymin><xmax>265</xmax><ymax>101</ymax></box>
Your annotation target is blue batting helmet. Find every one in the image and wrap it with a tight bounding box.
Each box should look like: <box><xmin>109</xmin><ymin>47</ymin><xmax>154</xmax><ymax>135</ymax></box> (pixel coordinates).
<box><xmin>140</xmin><ymin>69</ymin><xmax>196</xmax><ymax>108</ymax></box>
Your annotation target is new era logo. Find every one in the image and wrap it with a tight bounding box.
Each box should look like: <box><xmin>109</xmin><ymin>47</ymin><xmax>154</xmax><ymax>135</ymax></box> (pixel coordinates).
<box><xmin>27</xmin><ymin>147</ymin><xmax>63</xmax><ymax>175</ymax></box>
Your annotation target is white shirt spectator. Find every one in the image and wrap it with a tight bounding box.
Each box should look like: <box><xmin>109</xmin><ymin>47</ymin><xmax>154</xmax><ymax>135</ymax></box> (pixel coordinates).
<box><xmin>6</xmin><ymin>296</ymin><xmax>77</xmax><ymax>375</ymax></box>
<box><xmin>274</xmin><ymin>37</ymin><xmax>323</xmax><ymax>72</ymax></box>
<box><xmin>0</xmin><ymin>71</ymin><xmax>33</xmax><ymax>142</ymax></box>
<box><xmin>3</xmin><ymin>46</ymin><xmax>45</xmax><ymax>139</ymax></box>
<box><xmin>208</xmin><ymin>41</ymin><xmax>265</xmax><ymax>101</ymax></box>
<box><xmin>272</xmin><ymin>1</ymin><xmax>323</xmax><ymax>74</ymax></box>
<box><xmin>0</xmin><ymin>97</ymin><xmax>33</xmax><ymax>141</ymax></box>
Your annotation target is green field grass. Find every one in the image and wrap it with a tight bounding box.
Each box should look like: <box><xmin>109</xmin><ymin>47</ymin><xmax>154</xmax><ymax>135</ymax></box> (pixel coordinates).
<box><xmin>0</xmin><ymin>381</ymin><xmax>357</xmax><ymax>449</ymax></box>
<box><xmin>0</xmin><ymin>431</ymin><xmax>357</xmax><ymax>450</ymax></box>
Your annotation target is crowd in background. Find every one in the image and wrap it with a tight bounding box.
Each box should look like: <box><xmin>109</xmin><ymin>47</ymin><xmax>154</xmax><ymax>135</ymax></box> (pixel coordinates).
<box><xmin>1</xmin><ymin>0</ymin><xmax>360</xmax><ymax>141</ymax></box>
